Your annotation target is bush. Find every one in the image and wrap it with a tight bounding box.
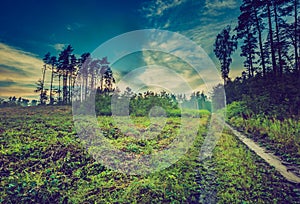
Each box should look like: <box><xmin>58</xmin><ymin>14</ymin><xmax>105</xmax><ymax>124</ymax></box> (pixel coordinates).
<box><xmin>226</xmin><ymin>101</ymin><xmax>248</xmax><ymax>119</ymax></box>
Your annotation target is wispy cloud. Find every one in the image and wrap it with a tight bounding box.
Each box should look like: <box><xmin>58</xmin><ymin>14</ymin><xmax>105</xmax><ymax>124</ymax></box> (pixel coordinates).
<box><xmin>0</xmin><ymin>43</ymin><xmax>42</xmax><ymax>76</ymax></box>
<box><xmin>0</xmin><ymin>64</ymin><xmax>29</xmax><ymax>76</ymax></box>
<box><xmin>204</xmin><ymin>0</ymin><xmax>239</xmax><ymax>16</ymax></box>
<box><xmin>0</xmin><ymin>86</ymin><xmax>38</xmax><ymax>99</ymax></box>
<box><xmin>110</xmin><ymin>31</ymin><xmax>218</xmax><ymax>95</ymax></box>
<box><xmin>116</xmin><ymin>65</ymin><xmax>194</xmax><ymax>94</ymax></box>
<box><xmin>205</xmin><ymin>0</ymin><xmax>238</xmax><ymax>10</ymax></box>
<box><xmin>182</xmin><ymin>18</ymin><xmax>237</xmax><ymax>52</ymax></box>
<box><xmin>138</xmin><ymin>31</ymin><xmax>222</xmax><ymax>94</ymax></box>
<box><xmin>52</xmin><ymin>43</ymin><xmax>67</xmax><ymax>51</ymax></box>
<box><xmin>0</xmin><ymin>79</ymin><xmax>16</xmax><ymax>87</ymax></box>
<box><xmin>0</xmin><ymin>79</ymin><xmax>37</xmax><ymax>99</ymax></box>
<box><xmin>181</xmin><ymin>20</ymin><xmax>242</xmax><ymax>79</ymax></box>
<box><xmin>139</xmin><ymin>0</ymin><xmax>242</xmax><ymax>80</ymax></box>
<box><xmin>141</xmin><ymin>0</ymin><xmax>186</xmax><ymax>18</ymax></box>
<box><xmin>0</xmin><ymin>43</ymin><xmax>44</xmax><ymax>98</ymax></box>
<box><xmin>65</xmin><ymin>22</ymin><xmax>84</xmax><ymax>31</ymax></box>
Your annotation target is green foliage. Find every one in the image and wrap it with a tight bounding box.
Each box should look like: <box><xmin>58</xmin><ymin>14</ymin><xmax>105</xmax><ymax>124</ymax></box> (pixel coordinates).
<box><xmin>0</xmin><ymin>97</ymin><xmax>31</xmax><ymax>108</ymax></box>
<box><xmin>226</xmin><ymin>102</ymin><xmax>300</xmax><ymax>165</ymax></box>
<box><xmin>95</xmin><ymin>93</ymin><xmax>112</xmax><ymax>116</ymax></box>
<box><xmin>224</xmin><ymin>73</ymin><xmax>300</xmax><ymax>119</ymax></box>
<box><xmin>225</xmin><ymin>101</ymin><xmax>248</xmax><ymax>119</ymax></box>
<box><xmin>95</xmin><ymin>90</ymin><xmax>211</xmax><ymax>117</ymax></box>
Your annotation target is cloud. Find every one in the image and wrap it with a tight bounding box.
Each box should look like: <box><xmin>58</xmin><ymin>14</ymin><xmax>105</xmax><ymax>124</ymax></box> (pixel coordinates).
<box><xmin>0</xmin><ymin>86</ymin><xmax>37</xmax><ymax>99</ymax></box>
<box><xmin>115</xmin><ymin>65</ymin><xmax>197</xmax><ymax>96</ymax></box>
<box><xmin>128</xmin><ymin>31</ymin><xmax>222</xmax><ymax>94</ymax></box>
<box><xmin>0</xmin><ymin>64</ymin><xmax>29</xmax><ymax>76</ymax></box>
<box><xmin>141</xmin><ymin>0</ymin><xmax>186</xmax><ymax>18</ymax></box>
<box><xmin>112</xmin><ymin>49</ymin><xmax>212</xmax><ymax>96</ymax></box>
<box><xmin>52</xmin><ymin>43</ymin><xmax>66</xmax><ymax>51</ymax></box>
<box><xmin>0</xmin><ymin>43</ymin><xmax>43</xmax><ymax>77</ymax></box>
<box><xmin>66</xmin><ymin>25</ymin><xmax>72</xmax><ymax>31</ymax></box>
<box><xmin>0</xmin><ymin>43</ymin><xmax>44</xmax><ymax>98</ymax></box>
<box><xmin>204</xmin><ymin>0</ymin><xmax>239</xmax><ymax>16</ymax></box>
<box><xmin>138</xmin><ymin>0</ymin><xmax>244</xmax><ymax>92</ymax></box>
<box><xmin>141</xmin><ymin>0</ymin><xmax>240</xmax><ymax>37</ymax></box>
<box><xmin>0</xmin><ymin>79</ymin><xmax>16</xmax><ymax>87</ymax></box>
<box><xmin>205</xmin><ymin>0</ymin><xmax>238</xmax><ymax>10</ymax></box>
<box><xmin>65</xmin><ymin>22</ymin><xmax>84</xmax><ymax>31</ymax></box>
<box><xmin>0</xmin><ymin>79</ymin><xmax>37</xmax><ymax>99</ymax></box>
<box><xmin>182</xmin><ymin>19</ymin><xmax>236</xmax><ymax>51</ymax></box>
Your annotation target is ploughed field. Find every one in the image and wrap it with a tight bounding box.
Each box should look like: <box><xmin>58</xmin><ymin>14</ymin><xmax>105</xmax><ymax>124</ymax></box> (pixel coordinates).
<box><xmin>0</xmin><ymin>106</ymin><xmax>299</xmax><ymax>203</ymax></box>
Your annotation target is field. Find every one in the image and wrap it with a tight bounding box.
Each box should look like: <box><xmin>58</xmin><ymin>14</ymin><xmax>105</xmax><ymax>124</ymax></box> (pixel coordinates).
<box><xmin>0</xmin><ymin>106</ymin><xmax>300</xmax><ymax>203</ymax></box>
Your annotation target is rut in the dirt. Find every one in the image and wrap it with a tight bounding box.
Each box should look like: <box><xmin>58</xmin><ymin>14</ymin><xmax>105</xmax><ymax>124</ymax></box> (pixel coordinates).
<box><xmin>195</xmin><ymin>158</ymin><xmax>217</xmax><ymax>203</ymax></box>
<box><xmin>194</xmin><ymin>114</ymin><xmax>223</xmax><ymax>203</ymax></box>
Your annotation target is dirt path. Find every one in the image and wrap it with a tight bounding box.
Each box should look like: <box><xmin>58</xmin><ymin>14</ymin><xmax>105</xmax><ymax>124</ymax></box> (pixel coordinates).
<box><xmin>222</xmin><ymin>121</ymin><xmax>300</xmax><ymax>184</ymax></box>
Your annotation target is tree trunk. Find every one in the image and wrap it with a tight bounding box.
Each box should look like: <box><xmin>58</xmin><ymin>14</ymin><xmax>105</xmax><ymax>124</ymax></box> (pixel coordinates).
<box><xmin>58</xmin><ymin>74</ymin><xmax>61</xmax><ymax>103</ymax></box>
<box><xmin>254</xmin><ymin>8</ymin><xmax>266</xmax><ymax>76</ymax></box>
<box><xmin>100</xmin><ymin>75</ymin><xmax>104</xmax><ymax>93</ymax></box>
<box><xmin>246</xmin><ymin>25</ymin><xmax>254</xmax><ymax>77</ymax></box>
<box><xmin>50</xmin><ymin>65</ymin><xmax>54</xmax><ymax>105</ymax></box>
<box><xmin>68</xmin><ymin>72</ymin><xmax>72</xmax><ymax>104</ymax></box>
<box><xmin>85</xmin><ymin>73</ymin><xmax>88</xmax><ymax>101</ymax></box>
<box><xmin>274</xmin><ymin>4</ymin><xmax>284</xmax><ymax>76</ymax></box>
<box><xmin>41</xmin><ymin>64</ymin><xmax>47</xmax><ymax>104</ymax></box>
<box><xmin>267</xmin><ymin>2</ymin><xmax>277</xmax><ymax>76</ymax></box>
<box><xmin>91</xmin><ymin>69</ymin><xmax>95</xmax><ymax>91</ymax></box>
<box><xmin>250</xmin><ymin>53</ymin><xmax>254</xmax><ymax>77</ymax></box>
<box><xmin>63</xmin><ymin>71</ymin><xmax>68</xmax><ymax>104</ymax></box>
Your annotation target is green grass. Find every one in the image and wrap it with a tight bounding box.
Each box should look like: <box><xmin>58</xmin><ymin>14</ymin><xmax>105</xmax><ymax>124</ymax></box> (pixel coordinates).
<box><xmin>0</xmin><ymin>106</ymin><xmax>209</xmax><ymax>203</ymax></box>
<box><xmin>0</xmin><ymin>106</ymin><xmax>299</xmax><ymax>203</ymax></box>
<box><xmin>212</xmin><ymin>127</ymin><xmax>300</xmax><ymax>203</ymax></box>
<box><xmin>226</xmin><ymin>101</ymin><xmax>300</xmax><ymax>165</ymax></box>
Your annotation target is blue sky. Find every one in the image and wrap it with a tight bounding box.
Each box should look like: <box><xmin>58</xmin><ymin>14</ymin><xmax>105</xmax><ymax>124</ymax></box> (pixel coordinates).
<box><xmin>0</xmin><ymin>0</ymin><xmax>243</xmax><ymax>99</ymax></box>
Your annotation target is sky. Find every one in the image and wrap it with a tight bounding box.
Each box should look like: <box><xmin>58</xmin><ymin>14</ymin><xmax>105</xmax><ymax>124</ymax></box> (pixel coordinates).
<box><xmin>0</xmin><ymin>0</ymin><xmax>244</xmax><ymax>100</ymax></box>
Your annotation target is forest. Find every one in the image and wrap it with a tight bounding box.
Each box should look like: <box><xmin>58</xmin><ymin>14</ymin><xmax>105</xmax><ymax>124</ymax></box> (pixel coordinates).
<box><xmin>212</xmin><ymin>0</ymin><xmax>300</xmax><ymax>119</ymax></box>
<box><xmin>1</xmin><ymin>0</ymin><xmax>300</xmax><ymax>203</ymax></box>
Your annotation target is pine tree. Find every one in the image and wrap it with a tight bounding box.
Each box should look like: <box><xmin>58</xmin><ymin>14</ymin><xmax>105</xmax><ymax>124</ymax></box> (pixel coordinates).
<box><xmin>214</xmin><ymin>26</ymin><xmax>238</xmax><ymax>84</ymax></box>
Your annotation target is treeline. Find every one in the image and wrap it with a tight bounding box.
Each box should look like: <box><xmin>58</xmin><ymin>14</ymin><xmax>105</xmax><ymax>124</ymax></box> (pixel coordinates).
<box><xmin>212</xmin><ymin>0</ymin><xmax>300</xmax><ymax>119</ymax></box>
<box><xmin>35</xmin><ymin>45</ymin><xmax>114</xmax><ymax>105</ymax></box>
<box><xmin>73</xmin><ymin>87</ymin><xmax>211</xmax><ymax>116</ymax></box>
<box><xmin>0</xmin><ymin>97</ymin><xmax>38</xmax><ymax>108</ymax></box>
<box><xmin>224</xmin><ymin>73</ymin><xmax>299</xmax><ymax>119</ymax></box>
<box><xmin>94</xmin><ymin>88</ymin><xmax>211</xmax><ymax>116</ymax></box>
